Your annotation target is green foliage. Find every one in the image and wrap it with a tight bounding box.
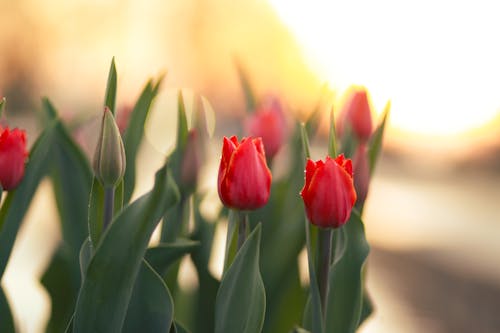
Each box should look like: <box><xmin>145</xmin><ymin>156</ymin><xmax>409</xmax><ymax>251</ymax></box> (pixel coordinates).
<box><xmin>0</xmin><ymin>285</ymin><xmax>15</xmax><ymax>333</ymax></box>
<box><xmin>145</xmin><ymin>240</ymin><xmax>199</xmax><ymax>277</ymax></box>
<box><xmin>368</xmin><ymin>101</ymin><xmax>390</xmax><ymax>175</ymax></box>
<box><xmin>122</xmin><ymin>76</ymin><xmax>164</xmax><ymax>203</ymax></box>
<box><xmin>104</xmin><ymin>57</ymin><xmax>117</xmax><ymax>115</ymax></box>
<box><xmin>215</xmin><ymin>224</ymin><xmax>266</xmax><ymax>333</ymax></box>
<box><xmin>73</xmin><ymin>165</ymin><xmax>179</xmax><ymax>333</ymax></box>
<box><xmin>325</xmin><ymin>211</ymin><xmax>370</xmax><ymax>333</ymax></box>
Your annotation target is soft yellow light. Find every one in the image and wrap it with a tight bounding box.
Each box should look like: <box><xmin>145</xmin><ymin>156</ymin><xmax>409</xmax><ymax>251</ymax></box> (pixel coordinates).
<box><xmin>268</xmin><ymin>0</ymin><xmax>500</xmax><ymax>135</ymax></box>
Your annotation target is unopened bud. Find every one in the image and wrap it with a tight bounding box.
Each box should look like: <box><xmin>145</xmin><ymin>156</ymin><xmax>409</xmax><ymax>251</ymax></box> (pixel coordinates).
<box><xmin>93</xmin><ymin>107</ymin><xmax>126</xmax><ymax>187</ymax></box>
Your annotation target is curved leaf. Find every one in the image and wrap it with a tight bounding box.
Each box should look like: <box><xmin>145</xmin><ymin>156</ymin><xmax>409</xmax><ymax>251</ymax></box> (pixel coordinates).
<box><xmin>368</xmin><ymin>101</ymin><xmax>390</xmax><ymax>175</ymax></box>
<box><xmin>123</xmin><ymin>75</ymin><xmax>164</xmax><ymax>203</ymax></box>
<box><xmin>215</xmin><ymin>224</ymin><xmax>265</xmax><ymax>333</ymax></box>
<box><xmin>0</xmin><ymin>285</ymin><xmax>15</xmax><ymax>333</ymax></box>
<box><xmin>0</xmin><ymin>122</ymin><xmax>55</xmax><ymax>279</ymax></box>
<box><xmin>73</xmin><ymin>165</ymin><xmax>179</xmax><ymax>333</ymax></box>
<box><xmin>145</xmin><ymin>240</ymin><xmax>199</xmax><ymax>276</ymax></box>
<box><xmin>122</xmin><ymin>260</ymin><xmax>174</xmax><ymax>333</ymax></box>
<box><xmin>325</xmin><ymin>211</ymin><xmax>370</xmax><ymax>333</ymax></box>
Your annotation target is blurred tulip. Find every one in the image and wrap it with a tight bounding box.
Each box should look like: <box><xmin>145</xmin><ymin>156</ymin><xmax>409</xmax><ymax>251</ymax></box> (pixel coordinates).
<box><xmin>245</xmin><ymin>97</ymin><xmax>287</xmax><ymax>159</ymax></box>
<box><xmin>0</xmin><ymin>127</ymin><xmax>28</xmax><ymax>191</ymax></box>
<box><xmin>218</xmin><ymin>136</ymin><xmax>272</xmax><ymax>210</ymax></box>
<box><xmin>353</xmin><ymin>144</ymin><xmax>370</xmax><ymax>207</ymax></box>
<box><xmin>180</xmin><ymin>129</ymin><xmax>204</xmax><ymax>193</ymax></box>
<box><xmin>93</xmin><ymin>107</ymin><xmax>126</xmax><ymax>187</ymax></box>
<box><xmin>300</xmin><ymin>154</ymin><xmax>357</xmax><ymax>228</ymax></box>
<box><xmin>338</xmin><ymin>88</ymin><xmax>373</xmax><ymax>142</ymax></box>
<box><xmin>116</xmin><ymin>104</ymin><xmax>133</xmax><ymax>134</ymax></box>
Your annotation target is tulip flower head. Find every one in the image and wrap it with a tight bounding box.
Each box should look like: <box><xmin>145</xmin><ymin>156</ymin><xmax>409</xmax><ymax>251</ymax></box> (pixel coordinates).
<box><xmin>338</xmin><ymin>88</ymin><xmax>373</xmax><ymax>142</ymax></box>
<box><xmin>0</xmin><ymin>127</ymin><xmax>28</xmax><ymax>191</ymax></box>
<box><xmin>300</xmin><ymin>154</ymin><xmax>357</xmax><ymax>228</ymax></box>
<box><xmin>218</xmin><ymin>136</ymin><xmax>272</xmax><ymax>210</ymax></box>
<box><xmin>245</xmin><ymin>97</ymin><xmax>287</xmax><ymax>159</ymax></box>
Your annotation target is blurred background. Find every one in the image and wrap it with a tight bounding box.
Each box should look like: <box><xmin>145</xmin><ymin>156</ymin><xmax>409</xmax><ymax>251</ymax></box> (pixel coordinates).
<box><xmin>1</xmin><ymin>0</ymin><xmax>499</xmax><ymax>332</ymax></box>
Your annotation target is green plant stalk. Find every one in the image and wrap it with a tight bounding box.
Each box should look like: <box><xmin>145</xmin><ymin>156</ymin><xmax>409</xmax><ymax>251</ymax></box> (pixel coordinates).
<box><xmin>103</xmin><ymin>187</ymin><xmax>115</xmax><ymax>231</ymax></box>
<box><xmin>237</xmin><ymin>211</ymin><xmax>248</xmax><ymax>251</ymax></box>
<box><xmin>318</xmin><ymin>228</ymin><xmax>332</xmax><ymax>323</ymax></box>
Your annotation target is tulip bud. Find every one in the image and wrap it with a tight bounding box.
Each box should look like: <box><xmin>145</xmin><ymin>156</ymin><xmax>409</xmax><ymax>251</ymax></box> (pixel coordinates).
<box><xmin>218</xmin><ymin>136</ymin><xmax>272</xmax><ymax>210</ymax></box>
<box><xmin>353</xmin><ymin>144</ymin><xmax>370</xmax><ymax>207</ymax></box>
<box><xmin>0</xmin><ymin>127</ymin><xmax>28</xmax><ymax>191</ymax></box>
<box><xmin>93</xmin><ymin>107</ymin><xmax>126</xmax><ymax>187</ymax></box>
<box><xmin>338</xmin><ymin>88</ymin><xmax>373</xmax><ymax>142</ymax></box>
<box><xmin>300</xmin><ymin>154</ymin><xmax>357</xmax><ymax>228</ymax></box>
<box><xmin>245</xmin><ymin>97</ymin><xmax>287</xmax><ymax>159</ymax></box>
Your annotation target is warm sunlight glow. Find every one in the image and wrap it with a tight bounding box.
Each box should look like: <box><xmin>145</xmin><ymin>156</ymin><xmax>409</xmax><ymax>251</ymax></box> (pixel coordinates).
<box><xmin>268</xmin><ymin>0</ymin><xmax>500</xmax><ymax>135</ymax></box>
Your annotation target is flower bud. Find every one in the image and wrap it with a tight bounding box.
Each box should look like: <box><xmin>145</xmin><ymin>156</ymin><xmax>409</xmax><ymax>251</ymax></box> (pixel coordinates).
<box><xmin>217</xmin><ymin>136</ymin><xmax>272</xmax><ymax>210</ymax></box>
<box><xmin>245</xmin><ymin>96</ymin><xmax>287</xmax><ymax>159</ymax></box>
<box><xmin>0</xmin><ymin>127</ymin><xmax>28</xmax><ymax>191</ymax></box>
<box><xmin>93</xmin><ymin>107</ymin><xmax>126</xmax><ymax>187</ymax></box>
<box><xmin>338</xmin><ymin>88</ymin><xmax>373</xmax><ymax>142</ymax></box>
<box><xmin>300</xmin><ymin>154</ymin><xmax>357</xmax><ymax>228</ymax></box>
<box><xmin>353</xmin><ymin>144</ymin><xmax>370</xmax><ymax>207</ymax></box>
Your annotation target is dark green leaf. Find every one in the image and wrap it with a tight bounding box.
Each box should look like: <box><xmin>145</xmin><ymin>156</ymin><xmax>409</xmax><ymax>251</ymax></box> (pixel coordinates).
<box><xmin>122</xmin><ymin>260</ymin><xmax>174</xmax><ymax>333</ymax></box>
<box><xmin>145</xmin><ymin>240</ymin><xmax>199</xmax><ymax>276</ymax></box>
<box><xmin>41</xmin><ymin>244</ymin><xmax>80</xmax><ymax>333</ymax></box>
<box><xmin>43</xmin><ymin>98</ymin><xmax>92</xmax><ymax>253</ymax></box>
<box><xmin>368</xmin><ymin>101</ymin><xmax>390</xmax><ymax>175</ymax></box>
<box><xmin>0</xmin><ymin>122</ymin><xmax>55</xmax><ymax>279</ymax></box>
<box><xmin>114</xmin><ymin>180</ymin><xmax>124</xmax><ymax>215</ymax></box>
<box><xmin>73</xmin><ymin>165</ymin><xmax>179</xmax><ymax>333</ymax></box>
<box><xmin>223</xmin><ymin>210</ymin><xmax>238</xmax><ymax>271</ymax></box>
<box><xmin>170</xmin><ymin>321</ymin><xmax>191</xmax><ymax>333</ymax></box>
<box><xmin>122</xmin><ymin>76</ymin><xmax>164</xmax><ymax>203</ymax></box>
<box><xmin>359</xmin><ymin>290</ymin><xmax>374</xmax><ymax>327</ymax></box>
<box><xmin>104</xmin><ymin>57</ymin><xmax>117</xmax><ymax>115</ymax></box>
<box><xmin>328</xmin><ymin>107</ymin><xmax>337</xmax><ymax>157</ymax></box>
<box><xmin>0</xmin><ymin>285</ymin><xmax>15</xmax><ymax>333</ymax></box>
<box><xmin>176</xmin><ymin>91</ymin><xmax>188</xmax><ymax>151</ymax></box>
<box><xmin>325</xmin><ymin>212</ymin><xmax>370</xmax><ymax>333</ymax></box>
<box><xmin>79</xmin><ymin>237</ymin><xmax>93</xmax><ymax>279</ymax></box>
<box><xmin>215</xmin><ymin>224</ymin><xmax>265</xmax><ymax>333</ymax></box>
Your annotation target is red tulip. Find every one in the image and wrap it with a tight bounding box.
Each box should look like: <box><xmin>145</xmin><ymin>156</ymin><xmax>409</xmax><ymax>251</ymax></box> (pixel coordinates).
<box><xmin>218</xmin><ymin>136</ymin><xmax>272</xmax><ymax>210</ymax></box>
<box><xmin>353</xmin><ymin>144</ymin><xmax>370</xmax><ymax>207</ymax></box>
<box><xmin>300</xmin><ymin>154</ymin><xmax>357</xmax><ymax>228</ymax></box>
<box><xmin>338</xmin><ymin>88</ymin><xmax>373</xmax><ymax>142</ymax></box>
<box><xmin>245</xmin><ymin>97</ymin><xmax>287</xmax><ymax>159</ymax></box>
<box><xmin>0</xmin><ymin>127</ymin><xmax>28</xmax><ymax>191</ymax></box>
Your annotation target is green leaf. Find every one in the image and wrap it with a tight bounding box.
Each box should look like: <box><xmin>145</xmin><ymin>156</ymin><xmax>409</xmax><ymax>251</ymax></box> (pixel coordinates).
<box><xmin>328</xmin><ymin>107</ymin><xmax>337</xmax><ymax>157</ymax></box>
<box><xmin>73</xmin><ymin>165</ymin><xmax>179</xmax><ymax>333</ymax></box>
<box><xmin>41</xmin><ymin>245</ymin><xmax>80</xmax><ymax>333</ymax></box>
<box><xmin>79</xmin><ymin>237</ymin><xmax>93</xmax><ymax>279</ymax></box>
<box><xmin>223</xmin><ymin>210</ymin><xmax>238</xmax><ymax>272</ymax></box>
<box><xmin>0</xmin><ymin>122</ymin><xmax>55</xmax><ymax>279</ymax></box>
<box><xmin>104</xmin><ymin>57</ymin><xmax>117</xmax><ymax>115</ymax></box>
<box><xmin>215</xmin><ymin>224</ymin><xmax>265</xmax><ymax>333</ymax></box>
<box><xmin>88</xmin><ymin>177</ymin><xmax>105</xmax><ymax>246</ymax></box>
<box><xmin>176</xmin><ymin>91</ymin><xmax>189</xmax><ymax>151</ymax></box>
<box><xmin>235</xmin><ymin>60</ymin><xmax>256</xmax><ymax>112</ymax></box>
<box><xmin>122</xmin><ymin>260</ymin><xmax>174</xmax><ymax>333</ymax></box>
<box><xmin>171</xmin><ymin>321</ymin><xmax>191</xmax><ymax>333</ymax></box>
<box><xmin>114</xmin><ymin>180</ymin><xmax>124</xmax><ymax>215</ymax></box>
<box><xmin>325</xmin><ymin>212</ymin><xmax>370</xmax><ymax>333</ymax></box>
<box><xmin>0</xmin><ymin>97</ymin><xmax>5</xmax><ymax>118</ymax></box>
<box><xmin>145</xmin><ymin>240</ymin><xmax>199</xmax><ymax>276</ymax></box>
<box><xmin>359</xmin><ymin>290</ymin><xmax>374</xmax><ymax>327</ymax></box>
<box><xmin>122</xmin><ymin>76</ymin><xmax>164</xmax><ymax>203</ymax></box>
<box><xmin>368</xmin><ymin>101</ymin><xmax>390</xmax><ymax>175</ymax></box>
<box><xmin>290</xmin><ymin>327</ymin><xmax>311</xmax><ymax>333</ymax></box>
<box><xmin>0</xmin><ymin>285</ymin><xmax>15</xmax><ymax>333</ymax></box>
<box><xmin>43</xmin><ymin>98</ymin><xmax>93</xmax><ymax>253</ymax></box>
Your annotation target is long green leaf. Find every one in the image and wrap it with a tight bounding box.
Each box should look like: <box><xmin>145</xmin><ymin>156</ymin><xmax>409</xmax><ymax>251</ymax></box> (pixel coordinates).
<box><xmin>368</xmin><ymin>101</ymin><xmax>390</xmax><ymax>175</ymax></box>
<box><xmin>122</xmin><ymin>76</ymin><xmax>164</xmax><ymax>203</ymax></box>
<box><xmin>73</xmin><ymin>165</ymin><xmax>179</xmax><ymax>333</ymax></box>
<box><xmin>0</xmin><ymin>285</ymin><xmax>15</xmax><ymax>333</ymax></box>
<box><xmin>145</xmin><ymin>240</ymin><xmax>199</xmax><ymax>276</ymax></box>
<box><xmin>325</xmin><ymin>211</ymin><xmax>370</xmax><ymax>333</ymax></box>
<box><xmin>122</xmin><ymin>260</ymin><xmax>174</xmax><ymax>333</ymax></box>
<box><xmin>88</xmin><ymin>178</ymin><xmax>105</xmax><ymax>246</ymax></box>
<box><xmin>0</xmin><ymin>122</ymin><xmax>55</xmax><ymax>279</ymax></box>
<box><xmin>215</xmin><ymin>224</ymin><xmax>265</xmax><ymax>333</ymax></box>
<box><xmin>43</xmin><ymin>98</ymin><xmax>92</xmax><ymax>252</ymax></box>
<box><xmin>104</xmin><ymin>57</ymin><xmax>117</xmax><ymax>115</ymax></box>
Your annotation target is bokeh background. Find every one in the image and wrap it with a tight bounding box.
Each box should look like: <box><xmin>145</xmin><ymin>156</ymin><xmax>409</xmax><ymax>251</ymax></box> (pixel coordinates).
<box><xmin>1</xmin><ymin>0</ymin><xmax>499</xmax><ymax>332</ymax></box>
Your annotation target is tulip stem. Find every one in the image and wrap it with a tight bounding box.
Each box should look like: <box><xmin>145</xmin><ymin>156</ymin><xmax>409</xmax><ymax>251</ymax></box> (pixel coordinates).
<box><xmin>103</xmin><ymin>187</ymin><xmax>115</xmax><ymax>231</ymax></box>
<box><xmin>318</xmin><ymin>228</ymin><xmax>333</xmax><ymax>322</ymax></box>
<box><xmin>237</xmin><ymin>211</ymin><xmax>248</xmax><ymax>250</ymax></box>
